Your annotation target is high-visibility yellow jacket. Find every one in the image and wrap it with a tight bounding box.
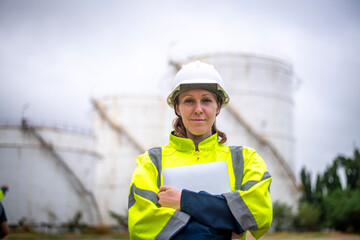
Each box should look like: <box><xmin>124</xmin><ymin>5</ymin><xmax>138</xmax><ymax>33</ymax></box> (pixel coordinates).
<box><xmin>0</xmin><ymin>190</ymin><xmax>4</xmax><ymax>201</ymax></box>
<box><xmin>0</xmin><ymin>187</ymin><xmax>7</xmax><ymax>201</ymax></box>
<box><xmin>128</xmin><ymin>133</ymin><xmax>272</xmax><ymax>240</ymax></box>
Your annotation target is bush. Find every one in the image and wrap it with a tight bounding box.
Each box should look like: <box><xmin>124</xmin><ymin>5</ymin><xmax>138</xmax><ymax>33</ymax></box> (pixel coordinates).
<box><xmin>323</xmin><ymin>188</ymin><xmax>360</xmax><ymax>233</ymax></box>
<box><xmin>16</xmin><ymin>217</ymin><xmax>34</xmax><ymax>232</ymax></box>
<box><xmin>296</xmin><ymin>148</ymin><xmax>360</xmax><ymax>233</ymax></box>
<box><xmin>272</xmin><ymin>201</ymin><xmax>294</xmax><ymax>232</ymax></box>
<box><xmin>293</xmin><ymin>203</ymin><xmax>322</xmax><ymax>231</ymax></box>
<box><xmin>63</xmin><ymin>211</ymin><xmax>86</xmax><ymax>233</ymax></box>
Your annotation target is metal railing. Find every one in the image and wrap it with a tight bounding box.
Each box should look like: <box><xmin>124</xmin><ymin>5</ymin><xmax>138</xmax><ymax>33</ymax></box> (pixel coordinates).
<box><xmin>0</xmin><ymin>118</ymin><xmax>91</xmax><ymax>135</ymax></box>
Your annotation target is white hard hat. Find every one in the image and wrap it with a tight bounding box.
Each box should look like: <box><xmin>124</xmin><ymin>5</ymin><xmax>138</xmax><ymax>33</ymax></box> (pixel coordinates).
<box><xmin>167</xmin><ymin>60</ymin><xmax>230</xmax><ymax>108</ymax></box>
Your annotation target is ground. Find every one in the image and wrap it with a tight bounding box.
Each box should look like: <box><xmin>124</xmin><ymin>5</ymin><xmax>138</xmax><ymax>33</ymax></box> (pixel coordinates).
<box><xmin>4</xmin><ymin>231</ymin><xmax>360</xmax><ymax>239</ymax></box>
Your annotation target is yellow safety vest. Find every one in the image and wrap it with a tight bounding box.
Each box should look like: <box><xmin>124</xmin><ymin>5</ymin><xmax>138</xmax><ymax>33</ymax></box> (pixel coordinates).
<box><xmin>0</xmin><ymin>190</ymin><xmax>4</xmax><ymax>201</ymax></box>
<box><xmin>128</xmin><ymin>133</ymin><xmax>272</xmax><ymax>240</ymax></box>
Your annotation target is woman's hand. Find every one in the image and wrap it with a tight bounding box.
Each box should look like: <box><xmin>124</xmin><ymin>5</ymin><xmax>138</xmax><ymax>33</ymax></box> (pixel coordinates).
<box><xmin>158</xmin><ymin>186</ymin><xmax>181</xmax><ymax>210</ymax></box>
<box><xmin>232</xmin><ymin>232</ymin><xmax>244</xmax><ymax>239</ymax></box>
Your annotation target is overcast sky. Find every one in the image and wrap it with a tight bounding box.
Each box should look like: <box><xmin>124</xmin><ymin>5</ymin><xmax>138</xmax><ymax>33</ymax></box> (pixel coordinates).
<box><xmin>1</xmin><ymin>0</ymin><xmax>359</xmax><ymax>180</ymax></box>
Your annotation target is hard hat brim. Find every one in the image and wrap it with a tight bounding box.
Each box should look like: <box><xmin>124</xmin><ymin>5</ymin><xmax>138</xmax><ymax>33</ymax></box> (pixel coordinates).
<box><xmin>167</xmin><ymin>82</ymin><xmax>230</xmax><ymax>109</ymax></box>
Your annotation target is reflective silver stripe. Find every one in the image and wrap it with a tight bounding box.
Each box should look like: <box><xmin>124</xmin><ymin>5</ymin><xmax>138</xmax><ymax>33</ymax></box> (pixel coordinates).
<box><xmin>240</xmin><ymin>171</ymin><xmax>272</xmax><ymax>191</ymax></box>
<box><xmin>230</xmin><ymin>146</ymin><xmax>244</xmax><ymax>190</ymax></box>
<box><xmin>128</xmin><ymin>183</ymin><xmax>136</xmax><ymax>209</ymax></box>
<box><xmin>128</xmin><ymin>183</ymin><xmax>159</xmax><ymax>209</ymax></box>
<box><xmin>222</xmin><ymin>191</ymin><xmax>258</xmax><ymax>231</ymax></box>
<box><xmin>155</xmin><ymin>210</ymin><xmax>190</xmax><ymax>240</ymax></box>
<box><xmin>148</xmin><ymin>147</ymin><xmax>162</xmax><ymax>188</ymax></box>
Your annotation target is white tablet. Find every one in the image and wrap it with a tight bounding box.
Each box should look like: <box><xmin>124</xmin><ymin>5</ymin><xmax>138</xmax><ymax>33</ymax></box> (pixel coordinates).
<box><xmin>162</xmin><ymin>161</ymin><xmax>231</xmax><ymax>195</ymax></box>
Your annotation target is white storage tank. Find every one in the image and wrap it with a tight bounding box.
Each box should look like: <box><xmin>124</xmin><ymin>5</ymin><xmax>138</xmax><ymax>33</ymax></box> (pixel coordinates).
<box><xmin>0</xmin><ymin>120</ymin><xmax>101</xmax><ymax>228</ymax></box>
<box><xmin>92</xmin><ymin>96</ymin><xmax>171</xmax><ymax>224</ymax></box>
<box><xmin>197</xmin><ymin>53</ymin><xmax>295</xmax><ymax>165</ymax></box>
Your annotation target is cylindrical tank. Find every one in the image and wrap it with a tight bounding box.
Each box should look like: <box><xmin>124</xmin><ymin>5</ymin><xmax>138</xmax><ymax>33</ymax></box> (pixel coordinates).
<box><xmin>0</xmin><ymin>121</ymin><xmax>100</xmax><ymax>229</ymax></box>
<box><xmin>199</xmin><ymin>53</ymin><xmax>296</xmax><ymax>168</ymax></box>
<box><xmin>92</xmin><ymin>96</ymin><xmax>171</xmax><ymax>224</ymax></box>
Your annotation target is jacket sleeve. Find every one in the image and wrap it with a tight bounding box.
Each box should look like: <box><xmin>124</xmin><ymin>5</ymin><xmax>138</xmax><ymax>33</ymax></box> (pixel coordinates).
<box><xmin>128</xmin><ymin>152</ymin><xmax>190</xmax><ymax>240</ymax></box>
<box><xmin>180</xmin><ymin>189</ymin><xmax>243</xmax><ymax>233</ymax></box>
<box><xmin>222</xmin><ymin>147</ymin><xmax>273</xmax><ymax>240</ymax></box>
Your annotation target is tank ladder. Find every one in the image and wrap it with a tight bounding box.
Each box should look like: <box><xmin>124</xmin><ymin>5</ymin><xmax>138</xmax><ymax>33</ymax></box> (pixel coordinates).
<box><xmin>21</xmin><ymin>118</ymin><xmax>103</xmax><ymax>224</ymax></box>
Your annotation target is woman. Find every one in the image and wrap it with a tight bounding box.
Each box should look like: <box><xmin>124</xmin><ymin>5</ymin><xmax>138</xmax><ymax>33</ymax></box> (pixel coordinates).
<box><xmin>128</xmin><ymin>61</ymin><xmax>272</xmax><ymax>240</ymax></box>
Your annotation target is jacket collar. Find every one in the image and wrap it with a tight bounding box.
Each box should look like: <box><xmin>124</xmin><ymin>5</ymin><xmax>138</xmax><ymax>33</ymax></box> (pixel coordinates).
<box><xmin>169</xmin><ymin>131</ymin><xmax>219</xmax><ymax>152</ymax></box>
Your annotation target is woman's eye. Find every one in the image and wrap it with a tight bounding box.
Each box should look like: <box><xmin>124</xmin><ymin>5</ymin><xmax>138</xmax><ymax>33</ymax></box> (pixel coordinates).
<box><xmin>184</xmin><ymin>99</ymin><xmax>193</xmax><ymax>103</ymax></box>
<box><xmin>203</xmin><ymin>98</ymin><xmax>212</xmax><ymax>103</ymax></box>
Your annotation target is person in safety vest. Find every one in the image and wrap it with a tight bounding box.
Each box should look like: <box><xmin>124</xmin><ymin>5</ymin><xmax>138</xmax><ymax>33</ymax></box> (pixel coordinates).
<box><xmin>0</xmin><ymin>184</ymin><xmax>9</xmax><ymax>239</ymax></box>
<box><xmin>128</xmin><ymin>60</ymin><xmax>272</xmax><ymax>240</ymax></box>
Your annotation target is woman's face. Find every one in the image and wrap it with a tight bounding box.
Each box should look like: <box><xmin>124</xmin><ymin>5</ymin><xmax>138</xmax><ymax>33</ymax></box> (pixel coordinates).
<box><xmin>176</xmin><ymin>89</ymin><xmax>220</xmax><ymax>140</ymax></box>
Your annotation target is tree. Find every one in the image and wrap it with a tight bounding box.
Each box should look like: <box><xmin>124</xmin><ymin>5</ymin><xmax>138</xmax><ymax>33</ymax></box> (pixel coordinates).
<box><xmin>293</xmin><ymin>203</ymin><xmax>321</xmax><ymax>231</ymax></box>
<box><xmin>322</xmin><ymin>160</ymin><xmax>342</xmax><ymax>193</ymax></box>
<box><xmin>296</xmin><ymin>148</ymin><xmax>360</xmax><ymax>233</ymax></box>
<box><xmin>337</xmin><ymin>148</ymin><xmax>360</xmax><ymax>190</ymax></box>
<box><xmin>322</xmin><ymin>148</ymin><xmax>360</xmax><ymax>233</ymax></box>
<box><xmin>300</xmin><ymin>167</ymin><xmax>313</xmax><ymax>203</ymax></box>
<box><xmin>314</xmin><ymin>174</ymin><xmax>324</xmax><ymax>203</ymax></box>
<box><xmin>323</xmin><ymin>188</ymin><xmax>360</xmax><ymax>233</ymax></box>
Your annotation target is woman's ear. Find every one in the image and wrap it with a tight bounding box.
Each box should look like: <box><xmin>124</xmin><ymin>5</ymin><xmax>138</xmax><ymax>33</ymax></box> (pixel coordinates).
<box><xmin>175</xmin><ymin>105</ymin><xmax>181</xmax><ymax>117</ymax></box>
<box><xmin>216</xmin><ymin>104</ymin><xmax>221</xmax><ymax>116</ymax></box>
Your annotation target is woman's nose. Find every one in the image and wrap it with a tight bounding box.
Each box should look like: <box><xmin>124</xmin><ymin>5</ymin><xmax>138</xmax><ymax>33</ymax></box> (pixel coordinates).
<box><xmin>194</xmin><ymin>102</ymin><xmax>203</xmax><ymax>114</ymax></box>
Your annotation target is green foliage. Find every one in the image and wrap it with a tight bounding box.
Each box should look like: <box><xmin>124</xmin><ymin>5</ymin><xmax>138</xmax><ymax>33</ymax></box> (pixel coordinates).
<box><xmin>314</xmin><ymin>174</ymin><xmax>324</xmax><ymax>203</ymax></box>
<box><xmin>293</xmin><ymin>203</ymin><xmax>322</xmax><ymax>231</ymax></box>
<box><xmin>16</xmin><ymin>217</ymin><xmax>34</xmax><ymax>232</ymax></box>
<box><xmin>64</xmin><ymin>211</ymin><xmax>85</xmax><ymax>233</ymax></box>
<box><xmin>322</xmin><ymin>161</ymin><xmax>342</xmax><ymax>192</ymax></box>
<box><xmin>272</xmin><ymin>201</ymin><xmax>294</xmax><ymax>232</ymax></box>
<box><xmin>337</xmin><ymin>148</ymin><xmax>360</xmax><ymax>190</ymax></box>
<box><xmin>300</xmin><ymin>167</ymin><xmax>313</xmax><ymax>203</ymax></box>
<box><xmin>323</xmin><ymin>188</ymin><xmax>360</xmax><ymax>233</ymax></box>
<box><xmin>296</xmin><ymin>148</ymin><xmax>360</xmax><ymax>233</ymax></box>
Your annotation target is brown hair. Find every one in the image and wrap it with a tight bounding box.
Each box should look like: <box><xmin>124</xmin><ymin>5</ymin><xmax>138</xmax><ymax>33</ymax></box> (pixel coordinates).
<box><xmin>172</xmin><ymin>95</ymin><xmax>227</xmax><ymax>144</ymax></box>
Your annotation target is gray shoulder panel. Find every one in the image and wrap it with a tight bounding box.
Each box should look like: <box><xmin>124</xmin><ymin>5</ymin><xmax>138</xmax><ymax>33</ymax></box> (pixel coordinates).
<box><xmin>230</xmin><ymin>146</ymin><xmax>244</xmax><ymax>190</ymax></box>
<box><xmin>148</xmin><ymin>147</ymin><xmax>162</xmax><ymax>188</ymax></box>
<box><xmin>128</xmin><ymin>183</ymin><xmax>136</xmax><ymax>209</ymax></box>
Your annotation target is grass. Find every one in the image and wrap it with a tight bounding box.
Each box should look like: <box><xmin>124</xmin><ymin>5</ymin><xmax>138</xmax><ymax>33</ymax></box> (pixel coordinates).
<box><xmin>254</xmin><ymin>232</ymin><xmax>360</xmax><ymax>239</ymax></box>
<box><xmin>5</xmin><ymin>232</ymin><xmax>130</xmax><ymax>239</ymax></box>
<box><xmin>5</xmin><ymin>231</ymin><xmax>360</xmax><ymax>239</ymax></box>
